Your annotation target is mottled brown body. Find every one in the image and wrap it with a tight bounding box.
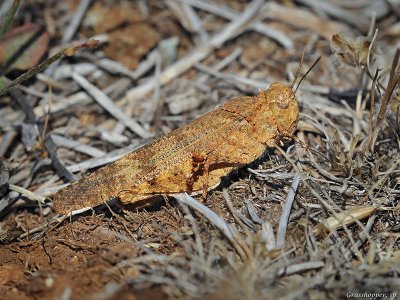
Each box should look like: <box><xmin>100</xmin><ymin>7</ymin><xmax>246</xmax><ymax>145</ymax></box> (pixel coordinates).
<box><xmin>53</xmin><ymin>82</ymin><xmax>299</xmax><ymax>214</ymax></box>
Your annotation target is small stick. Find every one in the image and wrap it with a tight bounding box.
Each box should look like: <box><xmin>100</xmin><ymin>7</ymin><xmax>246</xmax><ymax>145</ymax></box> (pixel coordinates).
<box><xmin>61</xmin><ymin>0</ymin><xmax>92</xmax><ymax>44</ymax></box>
<box><xmin>0</xmin><ymin>40</ymin><xmax>99</xmax><ymax>96</ymax></box>
<box><xmin>44</xmin><ymin>0</ymin><xmax>93</xmax><ymax>76</ymax></box>
<box><xmin>125</xmin><ymin>0</ymin><xmax>265</xmax><ymax>99</ymax></box>
<box><xmin>174</xmin><ymin>193</ymin><xmax>251</xmax><ymax>262</ymax></box>
<box><xmin>8</xmin><ymin>183</ymin><xmax>47</xmax><ymax>204</ymax></box>
<box><xmin>179</xmin><ymin>0</ymin><xmax>293</xmax><ymax>49</ymax></box>
<box><xmin>72</xmin><ymin>72</ymin><xmax>152</xmax><ymax>139</ymax></box>
<box><xmin>51</xmin><ymin>134</ymin><xmax>106</xmax><ymax>158</ymax></box>
<box><xmin>276</xmin><ymin>174</ymin><xmax>301</xmax><ymax>248</ymax></box>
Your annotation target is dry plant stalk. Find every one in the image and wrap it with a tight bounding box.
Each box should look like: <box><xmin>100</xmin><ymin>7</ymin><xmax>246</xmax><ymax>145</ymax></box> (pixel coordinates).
<box><xmin>368</xmin><ymin>48</ymin><xmax>400</xmax><ymax>151</ymax></box>
<box><xmin>53</xmin><ymin>82</ymin><xmax>299</xmax><ymax>214</ymax></box>
<box><xmin>313</xmin><ymin>206</ymin><xmax>378</xmax><ymax>236</ymax></box>
<box><xmin>331</xmin><ymin>33</ymin><xmax>372</xmax><ymax>68</ymax></box>
<box><xmin>0</xmin><ymin>39</ymin><xmax>99</xmax><ymax>96</ymax></box>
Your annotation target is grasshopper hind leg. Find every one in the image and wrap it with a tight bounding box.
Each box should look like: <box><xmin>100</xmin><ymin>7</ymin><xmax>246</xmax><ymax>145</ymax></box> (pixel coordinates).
<box><xmin>186</xmin><ymin>152</ymin><xmax>212</xmax><ymax>202</ymax></box>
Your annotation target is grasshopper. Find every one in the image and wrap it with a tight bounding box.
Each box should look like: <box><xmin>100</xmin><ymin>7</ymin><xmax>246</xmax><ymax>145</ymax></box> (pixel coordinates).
<box><xmin>53</xmin><ymin>81</ymin><xmax>300</xmax><ymax>215</ymax></box>
<box><xmin>52</xmin><ymin>47</ymin><xmax>322</xmax><ymax>215</ymax></box>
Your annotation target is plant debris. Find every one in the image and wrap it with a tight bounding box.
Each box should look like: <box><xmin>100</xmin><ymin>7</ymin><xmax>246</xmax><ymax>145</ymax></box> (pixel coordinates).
<box><xmin>0</xmin><ymin>1</ymin><xmax>399</xmax><ymax>299</ymax></box>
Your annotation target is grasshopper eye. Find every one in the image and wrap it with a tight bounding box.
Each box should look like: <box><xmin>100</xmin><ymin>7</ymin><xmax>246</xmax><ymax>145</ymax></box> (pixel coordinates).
<box><xmin>267</xmin><ymin>82</ymin><xmax>292</xmax><ymax>109</ymax></box>
<box><xmin>276</xmin><ymin>96</ymin><xmax>290</xmax><ymax>109</ymax></box>
<box><xmin>275</xmin><ymin>90</ymin><xmax>293</xmax><ymax>109</ymax></box>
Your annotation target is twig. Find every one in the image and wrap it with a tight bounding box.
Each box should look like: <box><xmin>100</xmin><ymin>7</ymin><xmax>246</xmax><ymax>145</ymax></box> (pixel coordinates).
<box><xmin>196</xmin><ymin>47</ymin><xmax>242</xmax><ymax>85</ymax></box>
<box><xmin>45</xmin><ymin>136</ymin><xmax>75</xmax><ymax>182</ymax></box>
<box><xmin>247</xmin><ymin>168</ymin><xmax>294</xmax><ymax>180</ymax></box>
<box><xmin>71</xmin><ymin>72</ymin><xmax>152</xmax><ymax>139</ymax></box>
<box><xmin>376</xmin><ymin>49</ymin><xmax>400</xmax><ymax>126</ymax></box>
<box><xmin>0</xmin><ymin>40</ymin><xmax>99</xmax><ymax>96</ymax></box>
<box><xmin>262</xmin><ymin>2</ymin><xmax>346</xmax><ymax>40</ymax></box>
<box><xmin>181</xmin><ymin>2</ymin><xmax>208</xmax><ymax>41</ymax></box>
<box><xmin>194</xmin><ymin>63</ymin><xmax>271</xmax><ymax>90</ymax></box>
<box><xmin>52</xmin><ymin>62</ymin><xmax>97</xmax><ymax>79</ymax></box>
<box><xmin>62</xmin><ymin>0</ymin><xmax>92</xmax><ymax>44</ymax></box>
<box><xmin>8</xmin><ymin>183</ymin><xmax>47</xmax><ymax>204</ymax></box>
<box><xmin>8</xmin><ymin>87</ymin><xmax>75</xmax><ymax>182</ymax></box>
<box><xmin>174</xmin><ymin>193</ymin><xmax>235</xmax><ymax>240</ymax></box>
<box><xmin>51</xmin><ymin>134</ymin><xmax>106</xmax><ymax>158</ymax></box>
<box><xmin>367</xmin><ymin>159</ymin><xmax>400</xmax><ymax>198</ymax></box>
<box><xmin>365</xmin><ymin>69</ymin><xmax>379</xmax><ymax>153</ymax></box>
<box><xmin>369</xmin><ymin>48</ymin><xmax>400</xmax><ymax>151</ymax></box>
<box><xmin>173</xmin><ymin>193</ymin><xmax>251</xmax><ymax>262</ymax></box>
<box><xmin>0</xmin><ymin>130</ymin><xmax>17</xmax><ymax>157</ymax></box>
<box><xmin>297</xmin><ymin>0</ymin><xmax>369</xmax><ymax>31</ymax></box>
<box><xmin>97</xmin><ymin>58</ymin><xmax>138</xmax><ymax>79</ymax></box>
<box><xmin>277</xmin><ymin>261</ymin><xmax>324</xmax><ymax>276</ymax></box>
<box><xmin>342</xmin><ymin>213</ymin><xmax>376</xmax><ymax>259</ymax></box>
<box><xmin>167</xmin><ymin>0</ymin><xmax>208</xmax><ymax>41</ymax></box>
<box><xmin>17</xmin><ymin>81</ymin><xmax>64</xmax><ymax>98</ymax></box>
<box><xmin>65</xmin><ymin>142</ymin><xmax>142</xmax><ymax>173</ymax></box>
<box><xmin>276</xmin><ymin>174</ymin><xmax>301</xmax><ymax>248</ymax></box>
<box><xmin>131</xmin><ymin>50</ymin><xmax>158</xmax><ymax>79</ymax></box>
<box><xmin>223</xmin><ymin>189</ymin><xmax>252</xmax><ymax>231</ymax></box>
<box><xmin>276</xmin><ymin>146</ymin><xmax>369</xmax><ymax>262</ymax></box>
<box><xmin>0</xmin><ymin>51</ymin><xmax>65</xmax><ymax>95</ymax></box>
<box><xmin>34</xmin><ymin>92</ymin><xmax>91</xmax><ymax>118</ymax></box>
<box><xmin>9</xmin><ymin>89</ymin><xmax>36</xmax><ymax>123</ymax></box>
<box><xmin>177</xmin><ymin>202</ymin><xmax>205</xmax><ymax>260</ymax></box>
<box><xmin>44</xmin><ymin>0</ymin><xmax>93</xmax><ymax>75</ymax></box>
<box><xmin>141</xmin><ymin>52</ymin><xmax>162</xmax><ymax>123</ymax></box>
<box><xmin>100</xmin><ymin>129</ymin><xmax>129</xmax><ymax>146</ymax></box>
<box><xmin>179</xmin><ymin>0</ymin><xmax>293</xmax><ymax>49</ymax></box>
<box><xmin>124</xmin><ymin>0</ymin><xmax>265</xmax><ymax>100</ymax></box>
<box><xmin>18</xmin><ymin>214</ymin><xmax>67</xmax><ymax>239</ymax></box>
<box><xmin>245</xmin><ymin>201</ymin><xmax>264</xmax><ymax>225</ymax></box>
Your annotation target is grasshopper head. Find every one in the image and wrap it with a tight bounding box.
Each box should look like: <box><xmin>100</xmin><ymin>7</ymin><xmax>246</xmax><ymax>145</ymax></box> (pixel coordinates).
<box><xmin>266</xmin><ymin>82</ymin><xmax>299</xmax><ymax>140</ymax></box>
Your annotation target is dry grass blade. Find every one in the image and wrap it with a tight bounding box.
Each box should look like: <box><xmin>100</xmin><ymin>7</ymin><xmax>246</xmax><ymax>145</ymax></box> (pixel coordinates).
<box><xmin>65</xmin><ymin>142</ymin><xmax>141</xmax><ymax>173</ymax></box>
<box><xmin>44</xmin><ymin>136</ymin><xmax>75</xmax><ymax>182</ymax></box>
<box><xmin>313</xmin><ymin>206</ymin><xmax>378</xmax><ymax>236</ymax></box>
<box><xmin>174</xmin><ymin>193</ymin><xmax>251</xmax><ymax>261</ymax></box>
<box><xmin>125</xmin><ymin>0</ymin><xmax>265</xmax><ymax>99</ymax></box>
<box><xmin>173</xmin><ymin>194</ymin><xmax>235</xmax><ymax>240</ymax></box>
<box><xmin>61</xmin><ymin>0</ymin><xmax>92</xmax><ymax>44</ymax></box>
<box><xmin>365</xmin><ymin>68</ymin><xmax>379</xmax><ymax>153</ymax></box>
<box><xmin>0</xmin><ymin>39</ymin><xmax>99</xmax><ymax>96</ymax></box>
<box><xmin>297</xmin><ymin>0</ymin><xmax>370</xmax><ymax>30</ymax></box>
<box><xmin>179</xmin><ymin>0</ymin><xmax>293</xmax><ymax>49</ymax></box>
<box><xmin>262</xmin><ymin>2</ymin><xmax>346</xmax><ymax>40</ymax></box>
<box><xmin>2</xmin><ymin>1</ymin><xmax>400</xmax><ymax>299</ymax></box>
<box><xmin>71</xmin><ymin>72</ymin><xmax>152</xmax><ymax>139</ymax></box>
<box><xmin>276</xmin><ymin>174</ymin><xmax>300</xmax><ymax>248</ymax></box>
<box><xmin>8</xmin><ymin>183</ymin><xmax>47</xmax><ymax>204</ymax></box>
<box><xmin>51</xmin><ymin>134</ymin><xmax>106</xmax><ymax>158</ymax></box>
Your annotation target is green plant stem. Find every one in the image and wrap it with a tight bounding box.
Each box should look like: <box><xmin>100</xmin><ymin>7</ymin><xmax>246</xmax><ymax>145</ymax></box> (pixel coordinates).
<box><xmin>0</xmin><ymin>50</ymin><xmax>66</xmax><ymax>96</ymax></box>
<box><xmin>0</xmin><ymin>39</ymin><xmax>99</xmax><ymax>96</ymax></box>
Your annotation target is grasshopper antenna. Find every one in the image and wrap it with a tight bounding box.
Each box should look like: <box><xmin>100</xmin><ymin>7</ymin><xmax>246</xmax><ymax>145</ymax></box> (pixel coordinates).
<box><xmin>291</xmin><ymin>50</ymin><xmax>305</xmax><ymax>90</ymax></box>
<box><xmin>294</xmin><ymin>56</ymin><xmax>321</xmax><ymax>94</ymax></box>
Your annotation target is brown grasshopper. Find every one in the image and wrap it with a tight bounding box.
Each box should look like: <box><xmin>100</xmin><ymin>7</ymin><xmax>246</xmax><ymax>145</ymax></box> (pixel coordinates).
<box><xmin>53</xmin><ymin>81</ymin><xmax>300</xmax><ymax>215</ymax></box>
